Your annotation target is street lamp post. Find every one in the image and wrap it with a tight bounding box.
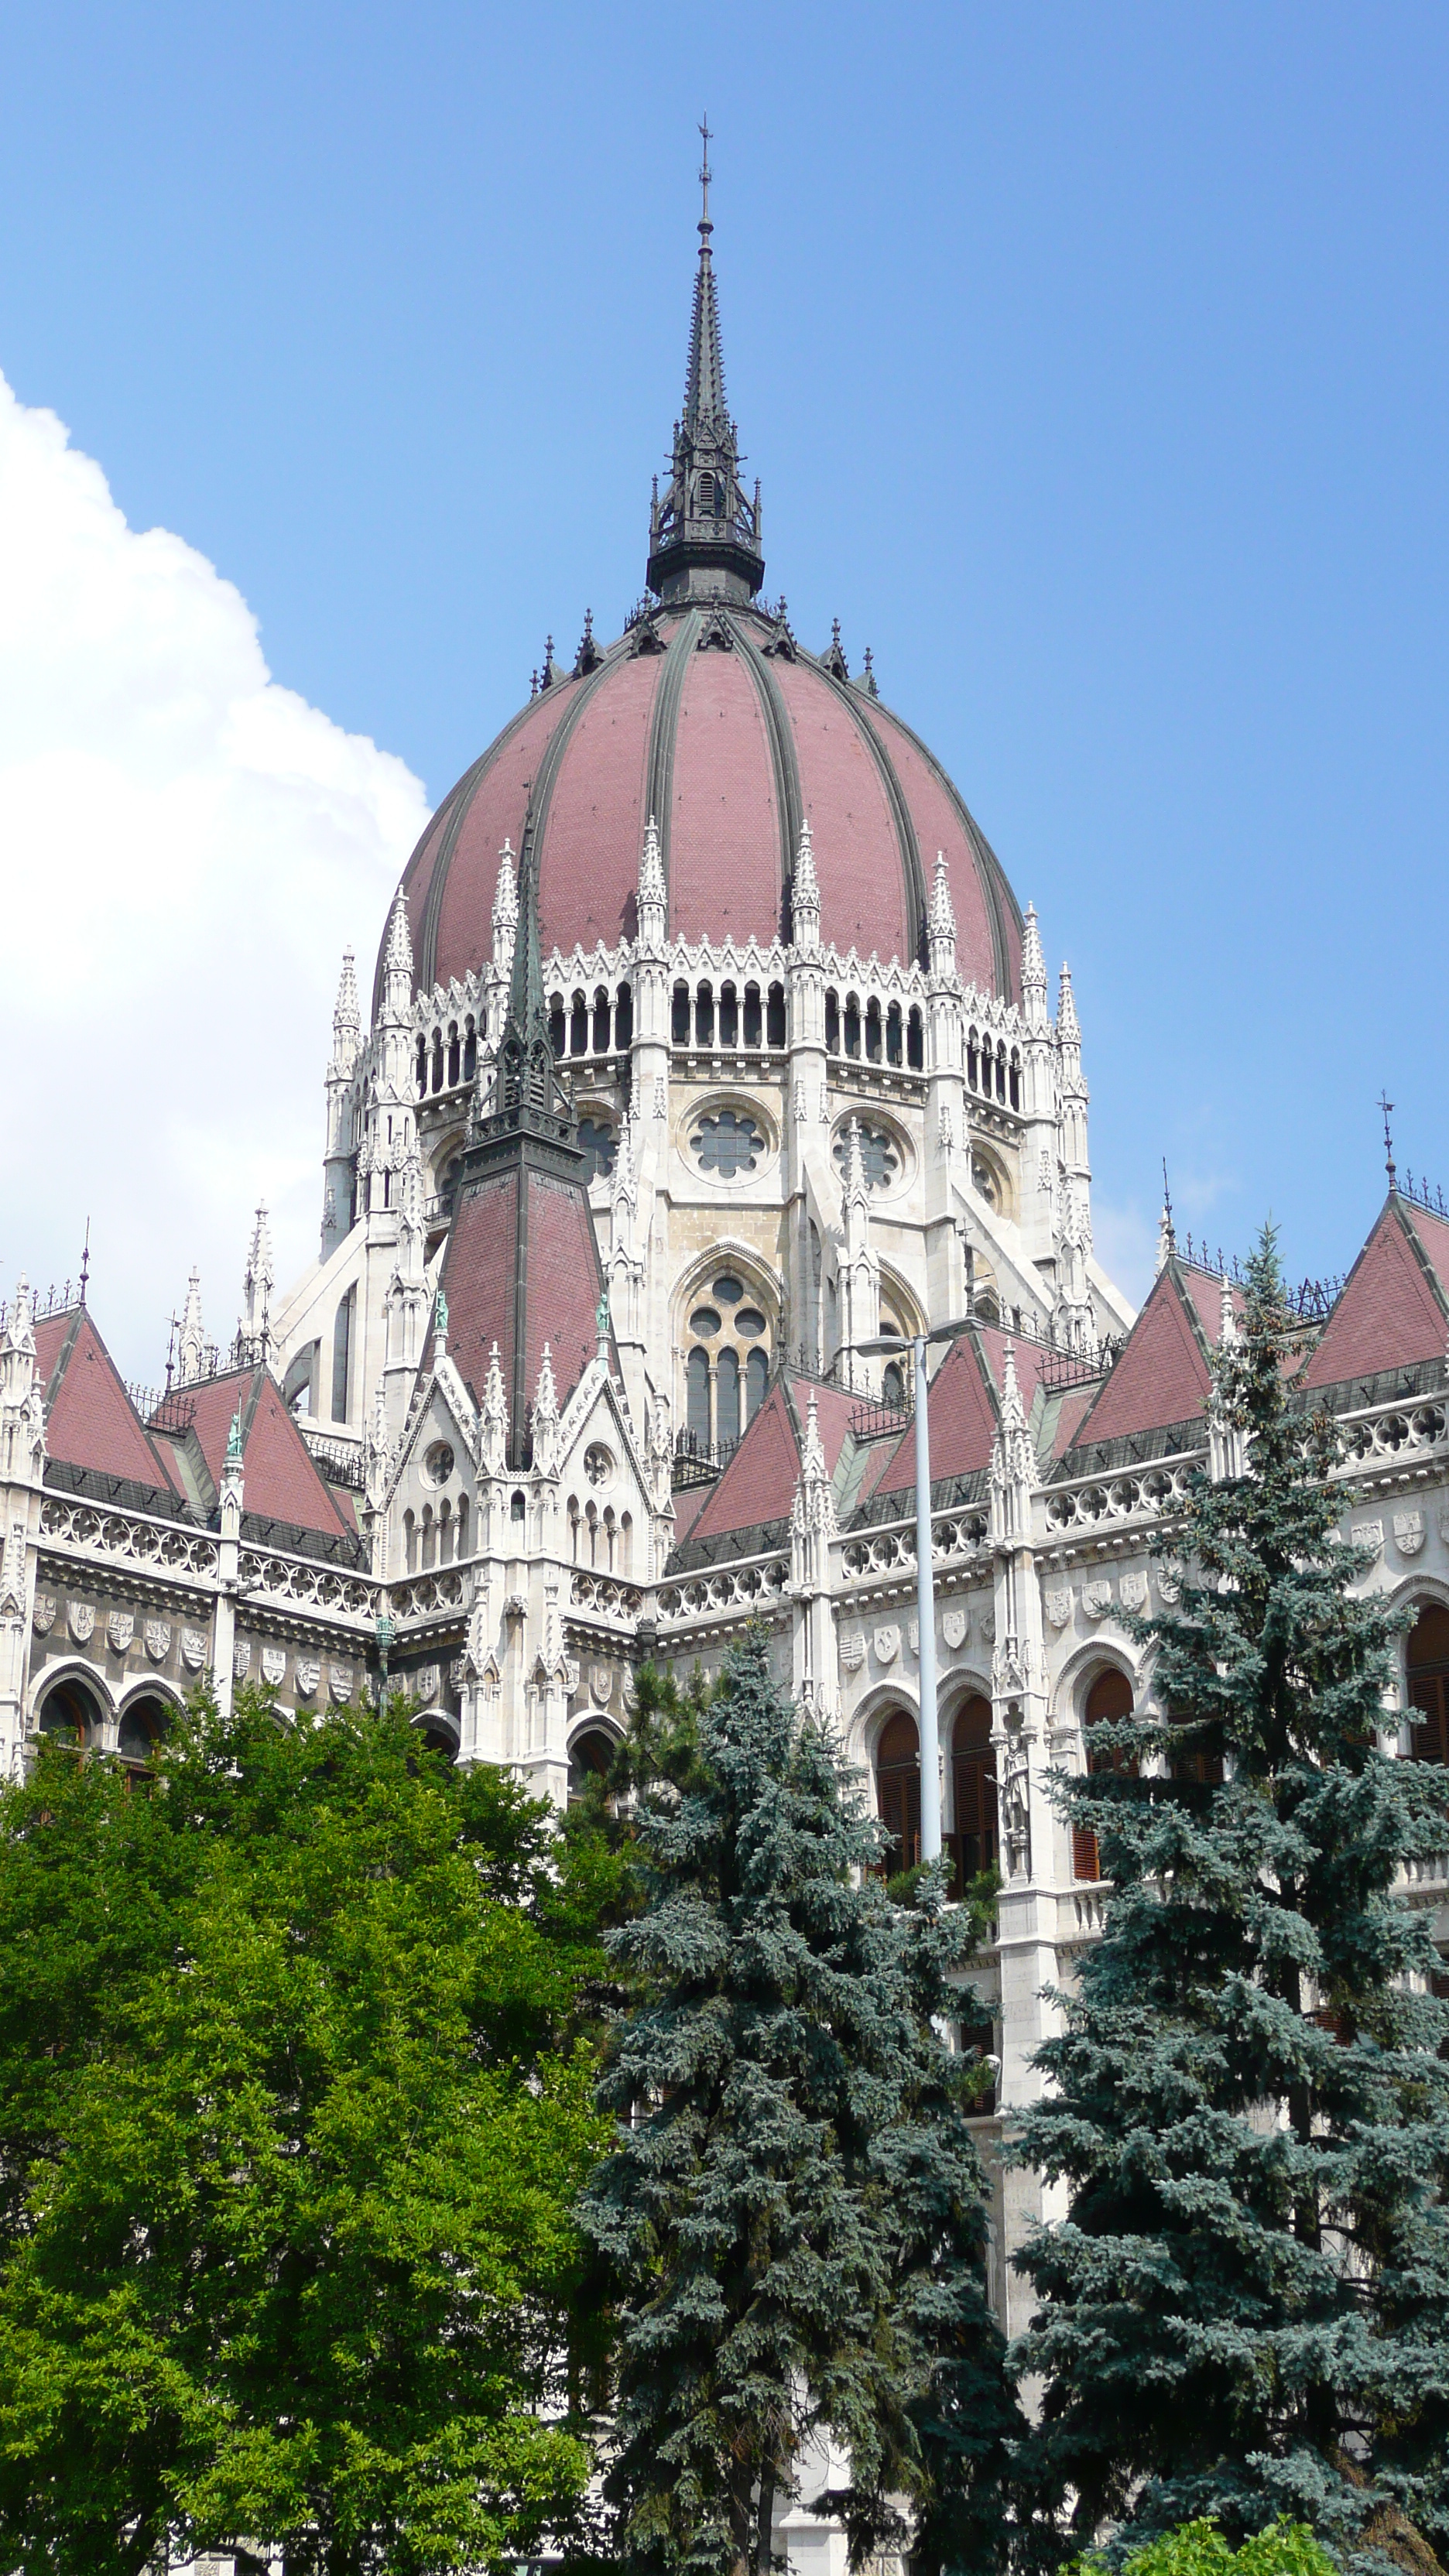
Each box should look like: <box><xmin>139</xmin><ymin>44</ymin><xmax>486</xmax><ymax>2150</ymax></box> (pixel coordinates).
<box><xmin>855</xmin><ymin>1321</ymin><xmax>971</xmax><ymax>1866</ymax></box>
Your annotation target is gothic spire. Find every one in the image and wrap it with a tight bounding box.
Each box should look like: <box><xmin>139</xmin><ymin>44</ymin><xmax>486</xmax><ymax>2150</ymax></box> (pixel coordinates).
<box><xmin>486</xmin><ymin>813</ymin><xmax>570</xmax><ymax>1136</ymax></box>
<box><xmin>646</xmin><ymin>131</ymin><xmax>765</xmax><ymax>605</ymax></box>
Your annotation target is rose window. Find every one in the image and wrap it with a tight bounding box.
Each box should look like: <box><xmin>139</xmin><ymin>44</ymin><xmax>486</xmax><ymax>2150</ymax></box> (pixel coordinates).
<box><xmin>832</xmin><ymin>1122</ymin><xmax>901</xmax><ymax>1190</ymax></box>
<box><xmin>691</xmin><ymin>1111</ymin><xmax>764</xmax><ymax>1177</ymax></box>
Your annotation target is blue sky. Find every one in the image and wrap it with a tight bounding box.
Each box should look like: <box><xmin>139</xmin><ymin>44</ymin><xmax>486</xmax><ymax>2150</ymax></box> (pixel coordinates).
<box><xmin>1</xmin><ymin>1</ymin><xmax>1446</xmax><ymax>1355</ymax></box>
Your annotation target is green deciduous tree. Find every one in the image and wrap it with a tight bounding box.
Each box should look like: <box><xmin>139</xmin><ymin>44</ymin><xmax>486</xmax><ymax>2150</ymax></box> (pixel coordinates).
<box><xmin>0</xmin><ymin>1685</ymin><xmax>609</xmax><ymax>2576</ymax></box>
<box><xmin>581</xmin><ymin>1636</ymin><xmax>1021</xmax><ymax>2576</ymax></box>
<box><xmin>1012</xmin><ymin>1229</ymin><xmax>1449</xmax><ymax>2561</ymax></box>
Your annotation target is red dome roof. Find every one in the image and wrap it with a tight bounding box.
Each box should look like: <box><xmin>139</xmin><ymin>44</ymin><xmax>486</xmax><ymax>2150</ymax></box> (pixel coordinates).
<box><xmin>383</xmin><ymin>604</ymin><xmax>1023</xmax><ymax>1009</ymax></box>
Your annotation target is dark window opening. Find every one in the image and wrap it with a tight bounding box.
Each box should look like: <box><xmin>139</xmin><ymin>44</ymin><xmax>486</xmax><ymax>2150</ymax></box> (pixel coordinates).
<box><xmin>592</xmin><ymin>988</ymin><xmax>611</xmax><ymax>1053</ymax></box>
<box><xmin>615</xmin><ymin>981</ymin><xmax>634</xmax><ymax>1050</ymax></box>
<box><xmin>549</xmin><ymin>996</ymin><xmax>566</xmax><ymax>1057</ymax></box>
<box><xmin>1074</xmin><ymin>1667</ymin><xmax>1135</xmax><ymax>1882</ymax></box>
<box><xmin>719</xmin><ymin>981</ymin><xmax>738</xmax><ymax>1047</ymax></box>
<box><xmin>1408</xmin><ymin>1604</ymin><xmax>1449</xmax><ymax>1766</ymax></box>
<box><xmin>844</xmin><ymin>995</ymin><xmax>861</xmax><ymax>1058</ymax></box>
<box><xmin>907</xmin><ymin>1006</ymin><xmax>924</xmax><ymax>1071</ymax></box>
<box><xmin>950</xmin><ymin>1694</ymin><xmax>999</xmax><ymax>1896</ymax></box>
<box><xmin>687</xmin><ymin>1347</ymin><xmax>711</xmax><ymax>1447</ymax></box>
<box><xmin>886</xmin><ymin>1002</ymin><xmax>903</xmax><ymax>1067</ymax></box>
<box><xmin>875</xmin><ymin>1710</ymin><xmax>921</xmax><ymax>1875</ymax></box>
<box><xmin>825</xmin><ymin>989</ymin><xmax>840</xmax><ymax>1054</ymax></box>
<box><xmin>673</xmin><ymin>981</ymin><xmax>691</xmax><ymax>1044</ymax></box>
<box><xmin>695</xmin><ymin>982</ymin><xmax>715</xmax><ymax>1048</ymax></box>
<box><xmin>766</xmin><ymin>983</ymin><xmax>786</xmax><ymax>1048</ymax></box>
<box><xmin>744</xmin><ymin>982</ymin><xmax>762</xmax><ymax>1047</ymax></box>
<box><xmin>865</xmin><ymin>998</ymin><xmax>883</xmax><ymax>1063</ymax></box>
<box><xmin>570</xmin><ymin>992</ymin><xmax>588</xmax><ymax>1057</ymax></box>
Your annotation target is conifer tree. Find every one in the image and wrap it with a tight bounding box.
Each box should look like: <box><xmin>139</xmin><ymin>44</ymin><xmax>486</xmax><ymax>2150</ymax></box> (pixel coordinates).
<box><xmin>1012</xmin><ymin>1230</ymin><xmax>1449</xmax><ymax>2561</ymax></box>
<box><xmin>580</xmin><ymin>1635</ymin><xmax>1021</xmax><ymax>2576</ymax></box>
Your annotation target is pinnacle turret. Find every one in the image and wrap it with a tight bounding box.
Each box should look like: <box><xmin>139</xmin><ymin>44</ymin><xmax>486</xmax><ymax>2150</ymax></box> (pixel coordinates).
<box><xmin>176</xmin><ymin>1267</ymin><xmax>205</xmax><ymax>1386</ymax></box>
<box><xmin>1021</xmin><ymin>903</ymin><xmax>1048</xmax><ymax>1029</ymax></box>
<box><xmin>1057</xmin><ymin>962</ymin><xmax>1081</xmax><ymax>1047</ymax></box>
<box><xmin>791</xmin><ymin>817</ymin><xmax>820</xmax><ymax>951</ymax></box>
<box><xmin>331</xmin><ymin>946</ymin><xmax>361</xmax><ymax>1072</ymax></box>
<box><xmin>382</xmin><ymin>886</ymin><xmax>413</xmax><ymax>1022</ymax></box>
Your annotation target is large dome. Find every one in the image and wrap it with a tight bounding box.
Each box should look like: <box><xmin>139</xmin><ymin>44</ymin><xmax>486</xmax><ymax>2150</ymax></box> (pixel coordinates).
<box><xmin>382</xmin><ymin>604</ymin><xmax>1023</xmax><ymax>1006</ymax></box>
<box><xmin>376</xmin><ymin>173</ymin><xmax>1023</xmax><ymax>1012</ymax></box>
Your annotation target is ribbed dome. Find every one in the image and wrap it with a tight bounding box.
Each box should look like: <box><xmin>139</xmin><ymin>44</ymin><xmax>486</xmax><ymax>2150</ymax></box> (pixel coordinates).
<box><xmin>380</xmin><ymin>603</ymin><xmax>1024</xmax><ymax>1009</ymax></box>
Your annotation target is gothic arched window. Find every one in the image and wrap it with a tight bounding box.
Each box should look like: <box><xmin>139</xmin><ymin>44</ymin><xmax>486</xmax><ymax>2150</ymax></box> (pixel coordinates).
<box><xmin>1074</xmin><ymin>1667</ymin><xmax>1135</xmax><ymax>1882</ymax></box>
<box><xmin>907</xmin><ymin>1006</ymin><xmax>924</xmax><ymax>1070</ymax></box>
<box><xmin>951</xmin><ymin>1694</ymin><xmax>998</xmax><ymax>1894</ymax></box>
<box><xmin>1408</xmin><ymin>1603</ymin><xmax>1449</xmax><ymax>1766</ymax></box>
<box><xmin>875</xmin><ymin>1711</ymin><xmax>921</xmax><ymax>1875</ymax></box>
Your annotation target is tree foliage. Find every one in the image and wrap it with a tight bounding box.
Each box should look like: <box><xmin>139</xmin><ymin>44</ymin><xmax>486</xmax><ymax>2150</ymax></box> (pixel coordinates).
<box><xmin>1012</xmin><ymin>1229</ymin><xmax>1449</xmax><ymax>2561</ymax></box>
<box><xmin>0</xmin><ymin>1685</ymin><xmax>610</xmax><ymax>2576</ymax></box>
<box><xmin>581</xmin><ymin>1637</ymin><xmax>1021</xmax><ymax>2576</ymax></box>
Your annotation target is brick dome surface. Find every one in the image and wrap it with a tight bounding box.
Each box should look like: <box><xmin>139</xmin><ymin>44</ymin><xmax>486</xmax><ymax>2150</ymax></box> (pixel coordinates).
<box><xmin>379</xmin><ymin>602</ymin><xmax>1023</xmax><ymax>1009</ymax></box>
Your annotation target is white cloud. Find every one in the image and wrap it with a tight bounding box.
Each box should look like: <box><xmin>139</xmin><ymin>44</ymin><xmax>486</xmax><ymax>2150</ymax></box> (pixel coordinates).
<box><xmin>0</xmin><ymin>371</ymin><xmax>430</xmax><ymax>1382</ymax></box>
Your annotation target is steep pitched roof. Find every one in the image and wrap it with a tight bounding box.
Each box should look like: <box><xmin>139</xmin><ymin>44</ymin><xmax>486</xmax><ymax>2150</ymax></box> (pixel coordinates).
<box><xmin>37</xmin><ymin>1308</ymin><xmax>181</xmax><ymax>1502</ymax></box>
<box><xmin>1302</xmin><ymin>1196</ymin><xmax>1449</xmax><ymax>1389</ymax></box>
<box><xmin>435</xmin><ymin>1164</ymin><xmax>608</xmax><ymax>1442</ymax></box>
<box><xmin>871</xmin><ymin>1327</ymin><xmax>1034</xmax><ymax>1497</ymax></box>
<box><xmin>176</xmin><ymin>1369</ymin><xmax>357</xmax><ymax>1544</ymax></box>
<box><xmin>685</xmin><ymin>1380</ymin><xmax>802</xmax><ymax>1544</ymax></box>
<box><xmin>1065</xmin><ymin>1262</ymin><xmax>1215</xmax><ymax>1453</ymax></box>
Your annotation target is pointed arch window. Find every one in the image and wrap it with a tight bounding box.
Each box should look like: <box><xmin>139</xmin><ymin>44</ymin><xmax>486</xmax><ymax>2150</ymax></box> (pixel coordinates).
<box><xmin>950</xmin><ymin>1695</ymin><xmax>998</xmax><ymax>1896</ymax></box>
<box><xmin>875</xmin><ymin>1710</ymin><xmax>921</xmax><ymax>1875</ymax></box>
<box><xmin>1074</xmin><ymin>1667</ymin><xmax>1135</xmax><ymax>1882</ymax></box>
<box><xmin>1408</xmin><ymin>1603</ymin><xmax>1449</xmax><ymax>1766</ymax></box>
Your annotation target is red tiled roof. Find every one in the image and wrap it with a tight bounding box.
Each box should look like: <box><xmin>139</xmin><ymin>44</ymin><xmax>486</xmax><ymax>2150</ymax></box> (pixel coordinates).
<box><xmin>183</xmin><ymin>1370</ymin><xmax>356</xmax><ymax>1540</ymax></box>
<box><xmin>767</xmin><ymin>654</ymin><xmax>910</xmax><ymax>962</ymax></box>
<box><xmin>1301</xmin><ymin>1199</ymin><xmax>1448</xmax><ymax>1388</ymax></box>
<box><xmin>39</xmin><ymin>1310</ymin><xmax>180</xmax><ymax>1495</ymax></box>
<box><xmin>437</xmin><ymin>1163</ymin><xmax>607</xmax><ymax>1428</ymax></box>
<box><xmin>687</xmin><ymin>1382</ymin><xmax>801</xmax><ymax>1542</ymax></box>
<box><xmin>382</xmin><ymin>609</ymin><xmax>1022</xmax><ymax>1014</ymax></box>
<box><xmin>874</xmin><ymin>1334</ymin><xmax>1001</xmax><ymax>1494</ymax></box>
<box><xmin>1069</xmin><ymin>1267</ymin><xmax>1213</xmax><ymax>1448</ymax></box>
<box><xmin>669</xmin><ymin>642</ymin><xmax>783</xmax><ymax>946</ymax></box>
<box><xmin>862</xmin><ymin>701</ymin><xmax>1023</xmax><ymax>999</ymax></box>
<box><xmin>536</xmin><ymin>650</ymin><xmax>663</xmax><ymax>954</ymax></box>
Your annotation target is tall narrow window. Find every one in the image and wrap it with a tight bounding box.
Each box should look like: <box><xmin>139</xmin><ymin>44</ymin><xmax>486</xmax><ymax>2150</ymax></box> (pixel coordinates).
<box><xmin>549</xmin><ymin>996</ymin><xmax>566</xmax><ymax>1057</ymax></box>
<box><xmin>717</xmin><ymin>1348</ymin><xmax>740</xmax><ymax>1447</ymax></box>
<box><xmin>695</xmin><ymin>982</ymin><xmax>715</xmax><ymax>1047</ymax></box>
<box><xmin>875</xmin><ymin>1711</ymin><xmax>921</xmax><ymax>1874</ymax></box>
<box><xmin>673</xmin><ymin>981</ymin><xmax>692</xmax><ymax>1043</ymax></box>
<box><xmin>844</xmin><ymin>995</ymin><xmax>861</xmax><ymax>1058</ymax></box>
<box><xmin>886</xmin><ymin>1002</ymin><xmax>903</xmax><ymax>1067</ymax></box>
<box><xmin>825</xmin><ymin>989</ymin><xmax>840</xmax><ymax>1054</ymax></box>
<box><xmin>1408</xmin><ymin>1604</ymin><xmax>1449</xmax><ymax>1766</ymax></box>
<box><xmin>719</xmin><ymin>981</ymin><xmax>738</xmax><ymax>1047</ymax></box>
<box><xmin>865</xmin><ymin>998</ymin><xmax>883</xmax><ymax>1062</ymax></box>
<box><xmin>615</xmin><ymin>981</ymin><xmax>634</xmax><ymax>1049</ymax></box>
<box><xmin>906</xmin><ymin>1007</ymin><xmax>923</xmax><ymax>1070</ymax></box>
<box><xmin>745</xmin><ymin>1347</ymin><xmax>768</xmax><ymax>1420</ymax></box>
<box><xmin>767</xmin><ymin>983</ymin><xmax>786</xmax><ymax>1048</ymax></box>
<box><xmin>570</xmin><ymin>992</ymin><xmax>588</xmax><ymax>1056</ymax></box>
<box><xmin>687</xmin><ymin>1347</ymin><xmax>711</xmax><ymax>1449</ymax></box>
<box><xmin>743</xmin><ymin>982</ymin><xmax>762</xmax><ymax>1046</ymax></box>
<box><xmin>330</xmin><ymin>1284</ymin><xmax>355</xmax><ymax>1423</ymax></box>
<box><xmin>592</xmin><ymin>987</ymin><xmax>611</xmax><ymax>1053</ymax></box>
<box><xmin>1074</xmin><ymin>1667</ymin><xmax>1135</xmax><ymax>1882</ymax></box>
<box><xmin>951</xmin><ymin>1695</ymin><xmax>998</xmax><ymax>1896</ymax></box>
<box><xmin>447</xmin><ymin>1023</ymin><xmax>461</xmax><ymax>1085</ymax></box>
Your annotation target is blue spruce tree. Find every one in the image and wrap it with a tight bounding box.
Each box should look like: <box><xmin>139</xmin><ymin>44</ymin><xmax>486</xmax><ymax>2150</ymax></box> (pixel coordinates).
<box><xmin>1012</xmin><ymin>1230</ymin><xmax>1449</xmax><ymax>2562</ymax></box>
<box><xmin>581</xmin><ymin>1634</ymin><xmax>1022</xmax><ymax>2576</ymax></box>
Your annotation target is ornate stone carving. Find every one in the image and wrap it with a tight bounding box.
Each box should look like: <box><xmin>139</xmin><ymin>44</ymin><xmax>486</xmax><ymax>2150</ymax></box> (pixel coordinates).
<box><xmin>1393</xmin><ymin>1509</ymin><xmax>1426</xmax><ymax>1558</ymax></box>
<box><xmin>413</xmin><ymin>1664</ymin><xmax>440</xmax><ymax>1705</ymax></box>
<box><xmin>106</xmin><ymin>1609</ymin><xmax>134</xmax><ymax>1654</ymax></box>
<box><xmin>839</xmin><ymin>1630</ymin><xmax>865</xmax><ymax>1673</ymax></box>
<box><xmin>872</xmin><ymin>1624</ymin><xmax>900</xmax><ymax>1666</ymax></box>
<box><xmin>329</xmin><ymin>1663</ymin><xmax>354</xmax><ymax>1704</ymax></box>
<box><xmin>1118</xmin><ymin>1571</ymin><xmax>1149</xmax><ymax>1614</ymax></box>
<box><xmin>1351</xmin><ymin>1520</ymin><xmax>1384</xmax><ymax>1563</ymax></box>
<box><xmin>590</xmin><ymin>1663</ymin><xmax>612</xmax><ymax>1705</ymax></box>
<box><xmin>1157</xmin><ymin>1557</ymin><xmax>1184</xmax><ymax>1605</ymax></box>
<box><xmin>942</xmin><ymin>1606</ymin><xmax>968</xmax><ymax>1650</ymax></box>
<box><xmin>67</xmin><ymin>1600</ymin><xmax>95</xmax><ymax>1645</ymax></box>
<box><xmin>1081</xmin><ymin>1577</ymin><xmax>1113</xmax><ymax>1622</ymax></box>
<box><xmin>261</xmin><ymin>1644</ymin><xmax>286</xmax><ymax>1689</ymax></box>
<box><xmin>144</xmin><ymin>1618</ymin><xmax>170</xmax><ymax>1662</ymax></box>
<box><xmin>294</xmin><ymin>1656</ymin><xmax>321</xmax><ymax>1700</ymax></box>
<box><xmin>233</xmin><ymin>1638</ymin><xmax>252</xmax><ymax>1681</ymax></box>
<box><xmin>1044</xmin><ymin>1587</ymin><xmax>1072</xmax><ymax>1631</ymax></box>
<box><xmin>32</xmin><ymin>1592</ymin><xmax>56</xmax><ymax>1635</ymax></box>
<box><xmin>180</xmin><ymin>1627</ymin><xmax>207</xmax><ymax>1672</ymax></box>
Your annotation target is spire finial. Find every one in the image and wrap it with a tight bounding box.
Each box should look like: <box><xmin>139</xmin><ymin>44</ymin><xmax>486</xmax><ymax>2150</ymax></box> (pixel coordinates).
<box><xmin>646</xmin><ymin>132</ymin><xmax>764</xmax><ymax>604</ymax></box>
<box><xmin>1157</xmin><ymin>1160</ymin><xmax>1176</xmax><ymax>1275</ymax></box>
<box><xmin>1379</xmin><ymin>1090</ymin><xmax>1397</xmax><ymax>1188</ymax></box>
